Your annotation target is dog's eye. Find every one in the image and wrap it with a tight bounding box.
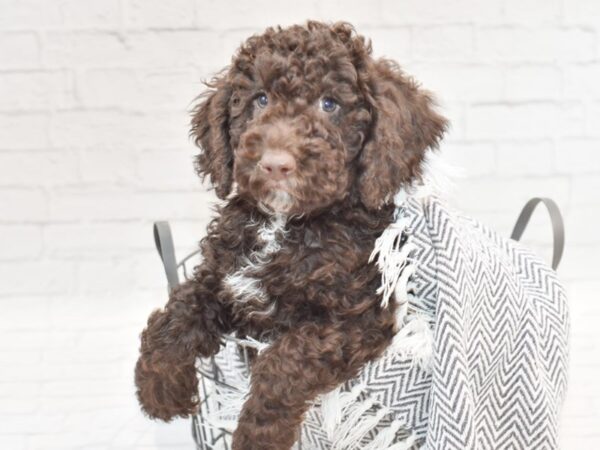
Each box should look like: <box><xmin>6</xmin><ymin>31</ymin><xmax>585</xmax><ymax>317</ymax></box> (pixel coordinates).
<box><xmin>320</xmin><ymin>97</ymin><xmax>338</xmax><ymax>113</ymax></box>
<box><xmin>255</xmin><ymin>93</ymin><xmax>269</xmax><ymax>108</ymax></box>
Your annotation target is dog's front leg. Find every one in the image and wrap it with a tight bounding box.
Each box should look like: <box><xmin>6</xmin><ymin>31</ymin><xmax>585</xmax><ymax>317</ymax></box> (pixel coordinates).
<box><xmin>135</xmin><ymin>263</ymin><xmax>232</xmax><ymax>421</ymax></box>
<box><xmin>232</xmin><ymin>318</ymin><xmax>393</xmax><ymax>450</ymax></box>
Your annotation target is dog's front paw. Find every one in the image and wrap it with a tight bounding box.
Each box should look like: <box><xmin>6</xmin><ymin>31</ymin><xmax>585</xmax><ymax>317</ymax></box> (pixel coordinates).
<box><xmin>134</xmin><ymin>351</ymin><xmax>199</xmax><ymax>421</ymax></box>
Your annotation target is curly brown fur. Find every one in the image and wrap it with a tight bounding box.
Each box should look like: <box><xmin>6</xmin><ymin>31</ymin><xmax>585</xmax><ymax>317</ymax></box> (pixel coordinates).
<box><xmin>136</xmin><ymin>20</ymin><xmax>447</xmax><ymax>449</ymax></box>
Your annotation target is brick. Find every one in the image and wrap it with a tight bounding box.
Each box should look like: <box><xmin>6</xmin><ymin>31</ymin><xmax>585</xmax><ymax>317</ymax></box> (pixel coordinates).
<box><xmin>195</xmin><ymin>0</ymin><xmax>319</xmax><ymax>30</ymax></box>
<box><xmin>75</xmin><ymin>259</ymin><xmax>138</xmax><ymax>294</ymax></box>
<box><xmin>315</xmin><ymin>0</ymin><xmax>383</xmax><ymax>27</ymax></box>
<box><xmin>0</xmin><ymin>71</ymin><xmax>73</xmax><ymax>111</ymax></box>
<box><xmin>136</xmin><ymin>148</ymin><xmax>198</xmax><ymax>189</ymax></box>
<box><xmin>60</xmin><ymin>0</ymin><xmax>120</xmax><ymax>29</ymax></box>
<box><xmin>412</xmin><ymin>26</ymin><xmax>474</xmax><ymax>62</ymax></box>
<box><xmin>452</xmin><ymin>176</ymin><xmax>570</xmax><ymax>213</ymax></box>
<box><xmin>477</xmin><ymin>28</ymin><xmax>595</xmax><ymax>63</ymax></box>
<box><xmin>564</xmin><ymin>0</ymin><xmax>600</xmax><ymax>26</ymax></box>
<box><xmin>496</xmin><ymin>141</ymin><xmax>555</xmax><ymax>176</ymax></box>
<box><xmin>0</xmin><ymin>0</ymin><xmax>62</xmax><ymax>30</ymax></box>
<box><xmin>504</xmin><ymin>0</ymin><xmax>561</xmax><ymax>24</ymax></box>
<box><xmin>125</xmin><ymin>0</ymin><xmax>195</xmax><ymax>28</ymax></box>
<box><xmin>381</xmin><ymin>0</ymin><xmax>504</xmax><ymax>25</ymax></box>
<box><xmin>505</xmin><ymin>66</ymin><xmax>562</xmax><ymax>101</ymax></box>
<box><xmin>557</xmin><ymin>244</ymin><xmax>600</xmax><ymax>282</ymax></box>
<box><xmin>360</xmin><ymin>27</ymin><xmax>411</xmax><ymax>63</ymax></box>
<box><xmin>128</xmin><ymin>30</ymin><xmax>224</xmax><ymax>69</ymax></box>
<box><xmin>556</xmin><ymin>139</ymin><xmax>600</xmax><ymax>173</ymax></box>
<box><xmin>442</xmin><ymin>142</ymin><xmax>496</xmax><ymax>177</ymax></box>
<box><xmin>586</xmin><ymin>103</ymin><xmax>600</xmax><ymax>137</ymax></box>
<box><xmin>0</xmin><ymin>189</ymin><xmax>48</xmax><ymax>222</ymax></box>
<box><xmin>0</xmin><ymin>225</ymin><xmax>42</xmax><ymax>260</ymax></box>
<box><xmin>564</xmin><ymin>64</ymin><xmax>600</xmax><ymax>100</ymax></box>
<box><xmin>466</xmin><ymin>104</ymin><xmax>560</xmax><ymax>139</ymax></box>
<box><xmin>564</xmin><ymin>205</ymin><xmax>600</xmax><ymax>245</ymax></box>
<box><xmin>411</xmin><ymin>64</ymin><xmax>503</xmax><ymax>101</ymax></box>
<box><xmin>0</xmin><ymin>151</ymin><xmax>79</xmax><ymax>187</ymax></box>
<box><xmin>78</xmin><ymin>68</ymin><xmax>199</xmax><ymax>110</ymax></box>
<box><xmin>0</xmin><ymin>261</ymin><xmax>73</xmax><ymax>295</ymax></box>
<box><xmin>0</xmin><ymin>113</ymin><xmax>50</xmax><ymax>150</ymax></box>
<box><xmin>43</xmin><ymin>31</ymin><xmax>130</xmax><ymax>68</ymax></box>
<box><xmin>571</xmin><ymin>175</ymin><xmax>600</xmax><ymax>205</ymax></box>
<box><xmin>43</xmin><ymin>223</ymin><xmax>152</xmax><ymax>257</ymax></box>
<box><xmin>51</xmin><ymin>110</ymin><xmax>190</xmax><ymax>152</ymax></box>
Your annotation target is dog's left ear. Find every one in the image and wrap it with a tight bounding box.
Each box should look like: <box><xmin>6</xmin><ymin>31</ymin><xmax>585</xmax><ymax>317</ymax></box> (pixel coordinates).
<box><xmin>357</xmin><ymin>59</ymin><xmax>448</xmax><ymax>210</ymax></box>
<box><xmin>190</xmin><ymin>75</ymin><xmax>234</xmax><ymax>199</ymax></box>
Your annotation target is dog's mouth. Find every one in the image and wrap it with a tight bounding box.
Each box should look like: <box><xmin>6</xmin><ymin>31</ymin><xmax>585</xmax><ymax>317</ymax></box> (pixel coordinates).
<box><xmin>258</xmin><ymin>189</ymin><xmax>295</xmax><ymax>215</ymax></box>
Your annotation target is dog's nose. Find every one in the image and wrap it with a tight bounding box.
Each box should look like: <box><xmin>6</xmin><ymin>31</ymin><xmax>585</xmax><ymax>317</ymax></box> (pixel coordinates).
<box><xmin>258</xmin><ymin>150</ymin><xmax>296</xmax><ymax>180</ymax></box>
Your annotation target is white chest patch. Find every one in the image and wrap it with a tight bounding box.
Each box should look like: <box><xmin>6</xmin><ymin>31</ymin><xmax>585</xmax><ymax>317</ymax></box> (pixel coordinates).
<box><xmin>223</xmin><ymin>214</ymin><xmax>287</xmax><ymax>316</ymax></box>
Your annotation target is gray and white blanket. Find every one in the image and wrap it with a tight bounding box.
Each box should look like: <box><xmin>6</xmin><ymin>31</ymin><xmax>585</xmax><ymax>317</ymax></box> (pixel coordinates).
<box><xmin>201</xmin><ymin>192</ymin><xmax>569</xmax><ymax>450</ymax></box>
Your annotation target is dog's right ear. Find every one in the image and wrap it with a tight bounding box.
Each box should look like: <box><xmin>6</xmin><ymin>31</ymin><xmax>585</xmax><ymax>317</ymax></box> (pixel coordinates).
<box><xmin>190</xmin><ymin>75</ymin><xmax>234</xmax><ymax>199</ymax></box>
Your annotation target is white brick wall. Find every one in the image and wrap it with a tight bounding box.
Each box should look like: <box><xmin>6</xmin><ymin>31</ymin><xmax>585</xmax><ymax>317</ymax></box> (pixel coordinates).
<box><xmin>0</xmin><ymin>0</ymin><xmax>598</xmax><ymax>448</ymax></box>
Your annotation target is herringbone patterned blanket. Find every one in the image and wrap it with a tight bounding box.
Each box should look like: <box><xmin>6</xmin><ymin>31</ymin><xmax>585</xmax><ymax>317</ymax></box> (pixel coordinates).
<box><xmin>204</xmin><ymin>193</ymin><xmax>569</xmax><ymax>450</ymax></box>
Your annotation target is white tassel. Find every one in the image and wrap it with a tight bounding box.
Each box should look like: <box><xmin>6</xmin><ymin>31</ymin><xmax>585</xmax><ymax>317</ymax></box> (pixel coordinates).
<box><xmin>389</xmin><ymin>314</ymin><xmax>434</xmax><ymax>371</ymax></box>
<box><xmin>369</xmin><ymin>217</ymin><xmax>416</xmax><ymax>308</ymax></box>
<box><xmin>362</xmin><ymin>418</ymin><xmax>409</xmax><ymax>450</ymax></box>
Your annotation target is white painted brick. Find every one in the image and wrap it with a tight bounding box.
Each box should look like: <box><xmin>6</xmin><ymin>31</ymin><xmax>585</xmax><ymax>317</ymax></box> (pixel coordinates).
<box><xmin>496</xmin><ymin>141</ymin><xmax>555</xmax><ymax>176</ymax></box>
<box><xmin>564</xmin><ymin>207</ymin><xmax>600</xmax><ymax>245</ymax></box>
<box><xmin>195</xmin><ymin>0</ymin><xmax>319</xmax><ymax>30</ymax></box>
<box><xmin>505</xmin><ymin>66</ymin><xmax>562</xmax><ymax>101</ymax></box>
<box><xmin>0</xmin><ymin>151</ymin><xmax>79</xmax><ymax>187</ymax></box>
<box><xmin>51</xmin><ymin>111</ymin><xmax>190</xmax><ymax>151</ymax></box>
<box><xmin>125</xmin><ymin>0</ymin><xmax>195</xmax><ymax>28</ymax></box>
<box><xmin>60</xmin><ymin>0</ymin><xmax>121</xmax><ymax>29</ymax></box>
<box><xmin>315</xmin><ymin>0</ymin><xmax>383</xmax><ymax>27</ymax></box>
<box><xmin>128</xmin><ymin>30</ymin><xmax>224</xmax><ymax>69</ymax></box>
<box><xmin>0</xmin><ymin>113</ymin><xmax>49</xmax><ymax>150</ymax></box>
<box><xmin>0</xmin><ymin>435</ymin><xmax>26</xmax><ymax>450</ymax></box>
<box><xmin>586</xmin><ymin>103</ymin><xmax>600</xmax><ymax>137</ymax></box>
<box><xmin>136</xmin><ymin>148</ymin><xmax>198</xmax><ymax>190</ymax></box>
<box><xmin>75</xmin><ymin>259</ymin><xmax>138</xmax><ymax>294</ymax></box>
<box><xmin>412</xmin><ymin>26</ymin><xmax>474</xmax><ymax>62</ymax></box>
<box><xmin>78</xmin><ymin>149</ymin><xmax>138</xmax><ymax>184</ymax></box>
<box><xmin>477</xmin><ymin>28</ymin><xmax>596</xmax><ymax>63</ymax></box>
<box><xmin>0</xmin><ymin>1</ymin><xmax>62</xmax><ymax>30</ymax></box>
<box><xmin>564</xmin><ymin>64</ymin><xmax>600</xmax><ymax>100</ymax></box>
<box><xmin>0</xmin><ymin>261</ymin><xmax>73</xmax><ymax>295</ymax></box>
<box><xmin>466</xmin><ymin>104</ymin><xmax>560</xmax><ymax>139</ymax></box>
<box><xmin>411</xmin><ymin>64</ymin><xmax>503</xmax><ymax>101</ymax></box>
<box><xmin>43</xmin><ymin>31</ymin><xmax>130</xmax><ymax>68</ymax></box>
<box><xmin>79</xmin><ymin>67</ymin><xmax>200</xmax><ymax>111</ymax></box>
<box><xmin>43</xmin><ymin>223</ymin><xmax>151</xmax><ymax>257</ymax></box>
<box><xmin>0</xmin><ymin>189</ymin><xmax>48</xmax><ymax>222</ymax></box>
<box><xmin>0</xmin><ymin>225</ymin><xmax>42</xmax><ymax>260</ymax></box>
<box><xmin>439</xmin><ymin>102</ymin><xmax>466</xmax><ymax>141</ymax></box>
<box><xmin>380</xmin><ymin>0</ymin><xmax>504</xmax><ymax>25</ymax></box>
<box><xmin>558</xmin><ymin>244</ymin><xmax>600</xmax><ymax>282</ymax></box>
<box><xmin>504</xmin><ymin>0</ymin><xmax>561</xmax><ymax>24</ymax></box>
<box><xmin>452</xmin><ymin>175</ymin><xmax>570</xmax><ymax>213</ymax></box>
<box><xmin>564</xmin><ymin>0</ymin><xmax>600</xmax><ymax>26</ymax></box>
<box><xmin>0</xmin><ymin>71</ymin><xmax>74</xmax><ymax>111</ymax></box>
<box><xmin>361</xmin><ymin>27</ymin><xmax>412</xmax><ymax>63</ymax></box>
<box><xmin>442</xmin><ymin>142</ymin><xmax>496</xmax><ymax>177</ymax></box>
<box><xmin>571</xmin><ymin>175</ymin><xmax>600</xmax><ymax>205</ymax></box>
<box><xmin>556</xmin><ymin>139</ymin><xmax>600</xmax><ymax>173</ymax></box>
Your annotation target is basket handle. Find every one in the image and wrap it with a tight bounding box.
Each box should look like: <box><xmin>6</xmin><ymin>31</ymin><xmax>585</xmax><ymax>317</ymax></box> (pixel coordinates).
<box><xmin>153</xmin><ymin>221</ymin><xmax>180</xmax><ymax>290</ymax></box>
<box><xmin>510</xmin><ymin>197</ymin><xmax>565</xmax><ymax>270</ymax></box>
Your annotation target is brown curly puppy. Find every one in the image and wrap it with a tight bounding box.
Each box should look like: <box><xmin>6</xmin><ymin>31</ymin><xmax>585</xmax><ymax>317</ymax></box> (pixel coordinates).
<box><xmin>135</xmin><ymin>21</ymin><xmax>447</xmax><ymax>450</ymax></box>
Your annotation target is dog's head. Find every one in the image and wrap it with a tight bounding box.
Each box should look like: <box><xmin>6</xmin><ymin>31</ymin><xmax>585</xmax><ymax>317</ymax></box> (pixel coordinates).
<box><xmin>191</xmin><ymin>21</ymin><xmax>447</xmax><ymax>215</ymax></box>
